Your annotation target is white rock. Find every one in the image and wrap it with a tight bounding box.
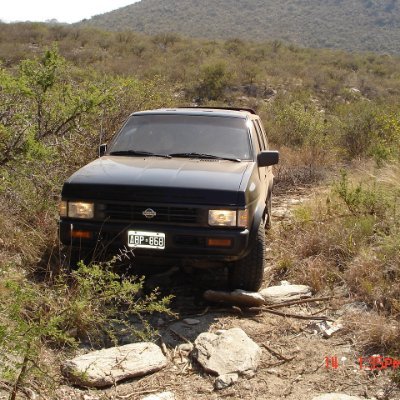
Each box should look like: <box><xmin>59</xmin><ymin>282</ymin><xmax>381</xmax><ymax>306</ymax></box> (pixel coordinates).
<box><xmin>259</xmin><ymin>284</ymin><xmax>312</xmax><ymax>304</ymax></box>
<box><xmin>142</xmin><ymin>392</ymin><xmax>176</xmax><ymax>400</ymax></box>
<box><xmin>83</xmin><ymin>395</ymin><xmax>101</xmax><ymax>400</ymax></box>
<box><xmin>214</xmin><ymin>373</ymin><xmax>239</xmax><ymax>390</ymax></box>
<box><xmin>271</xmin><ymin>208</ymin><xmax>291</xmax><ymax>219</ymax></box>
<box><xmin>288</xmin><ymin>198</ymin><xmax>303</xmax><ymax>205</ymax></box>
<box><xmin>177</xmin><ymin>343</ymin><xmax>194</xmax><ymax>353</ymax></box>
<box><xmin>193</xmin><ymin>328</ymin><xmax>261</xmax><ymax>376</ymax></box>
<box><xmin>309</xmin><ymin>320</ymin><xmax>343</xmax><ymax>338</ymax></box>
<box><xmin>375</xmin><ymin>390</ymin><xmax>386</xmax><ymax>400</ymax></box>
<box><xmin>61</xmin><ymin>343</ymin><xmax>167</xmax><ymax>388</ymax></box>
<box><xmin>266</xmin><ymin>368</ymin><xmax>280</xmax><ymax>376</ymax></box>
<box><xmin>183</xmin><ymin>318</ymin><xmax>200</xmax><ymax>325</ymax></box>
<box><xmin>312</xmin><ymin>394</ymin><xmax>364</xmax><ymax>400</ymax></box>
<box><xmin>241</xmin><ymin>369</ymin><xmax>256</xmax><ymax>378</ymax></box>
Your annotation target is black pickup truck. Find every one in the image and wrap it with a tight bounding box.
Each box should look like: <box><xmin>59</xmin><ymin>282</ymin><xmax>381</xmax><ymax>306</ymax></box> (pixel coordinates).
<box><xmin>59</xmin><ymin>107</ymin><xmax>279</xmax><ymax>291</ymax></box>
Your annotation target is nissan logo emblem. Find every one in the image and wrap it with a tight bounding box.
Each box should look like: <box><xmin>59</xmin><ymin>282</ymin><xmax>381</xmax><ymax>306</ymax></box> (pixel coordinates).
<box><xmin>142</xmin><ymin>208</ymin><xmax>157</xmax><ymax>219</ymax></box>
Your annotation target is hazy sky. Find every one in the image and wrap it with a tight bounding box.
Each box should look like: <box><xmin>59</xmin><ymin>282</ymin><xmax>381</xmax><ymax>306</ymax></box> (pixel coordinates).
<box><xmin>1</xmin><ymin>1</ymin><xmax>139</xmax><ymax>23</ymax></box>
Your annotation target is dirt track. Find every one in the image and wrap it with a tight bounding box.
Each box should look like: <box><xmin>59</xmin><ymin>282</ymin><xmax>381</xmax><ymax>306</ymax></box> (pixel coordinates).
<box><xmin>53</xmin><ymin>188</ymin><xmax>400</xmax><ymax>400</ymax></box>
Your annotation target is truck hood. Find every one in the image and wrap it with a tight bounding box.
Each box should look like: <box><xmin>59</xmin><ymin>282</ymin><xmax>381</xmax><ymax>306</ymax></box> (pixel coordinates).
<box><xmin>62</xmin><ymin>156</ymin><xmax>252</xmax><ymax>205</ymax></box>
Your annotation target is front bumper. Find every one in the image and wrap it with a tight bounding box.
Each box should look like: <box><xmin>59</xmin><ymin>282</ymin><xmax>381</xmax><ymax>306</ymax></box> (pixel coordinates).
<box><xmin>59</xmin><ymin>219</ymin><xmax>251</xmax><ymax>262</ymax></box>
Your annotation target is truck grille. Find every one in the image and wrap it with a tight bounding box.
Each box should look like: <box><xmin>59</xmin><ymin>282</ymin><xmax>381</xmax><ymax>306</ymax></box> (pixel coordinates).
<box><xmin>101</xmin><ymin>203</ymin><xmax>199</xmax><ymax>225</ymax></box>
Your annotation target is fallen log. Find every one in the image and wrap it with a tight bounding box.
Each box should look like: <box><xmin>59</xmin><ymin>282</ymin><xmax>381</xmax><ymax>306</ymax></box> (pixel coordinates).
<box><xmin>203</xmin><ymin>289</ymin><xmax>265</xmax><ymax>307</ymax></box>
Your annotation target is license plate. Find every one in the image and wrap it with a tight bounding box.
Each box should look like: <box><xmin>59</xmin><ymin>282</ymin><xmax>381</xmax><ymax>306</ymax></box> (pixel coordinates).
<box><xmin>127</xmin><ymin>231</ymin><xmax>165</xmax><ymax>249</ymax></box>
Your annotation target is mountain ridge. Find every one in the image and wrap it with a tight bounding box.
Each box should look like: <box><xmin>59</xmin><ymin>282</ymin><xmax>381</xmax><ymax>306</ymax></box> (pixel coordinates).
<box><xmin>79</xmin><ymin>0</ymin><xmax>400</xmax><ymax>54</ymax></box>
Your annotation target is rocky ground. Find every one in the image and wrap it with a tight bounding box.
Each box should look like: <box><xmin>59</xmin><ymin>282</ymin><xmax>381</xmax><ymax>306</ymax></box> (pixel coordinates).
<box><xmin>2</xmin><ymin>189</ymin><xmax>399</xmax><ymax>400</ymax></box>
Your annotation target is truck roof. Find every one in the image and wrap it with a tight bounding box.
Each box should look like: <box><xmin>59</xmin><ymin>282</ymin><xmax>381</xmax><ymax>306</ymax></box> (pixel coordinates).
<box><xmin>131</xmin><ymin>107</ymin><xmax>256</xmax><ymax>118</ymax></box>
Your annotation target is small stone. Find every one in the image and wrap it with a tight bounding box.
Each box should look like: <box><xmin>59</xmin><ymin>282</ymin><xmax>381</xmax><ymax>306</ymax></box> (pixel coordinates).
<box><xmin>266</xmin><ymin>368</ymin><xmax>280</xmax><ymax>376</ymax></box>
<box><xmin>83</xmin><ymin>395</ymin><xmax>100</xmax><ymax>400</ymax></box>
<box><xmin>141</xmin><ymin>392</ymin><xmax>176</xmax><ymax>400</ymax></box>
<box><xmin>183</xmin><ymin>318</ymin><xmax>200</xmax><ymax>325</ymax></box>
<box><xmin>241</xmin><ymin>369</ymin><xmax>256</xmax><ymax>378</ymax></box>
<box><xmin>214</xmin><ymin>373</ymin><xmax>239</xmax><ymax>390</ymax></box>
<box><xmin>242</xmin><ymin>382</ymin><xmax>252</xmax><ymax>390</ymax></box>
<box><xmin>178</xmin><ymin>343</ymin><xmax>193</xmax><ymax>353</ymax></box>
<box><xmin>375</xmin><ymin>389</ymin><xmax>386</xmax><ymax>400</ymax></box>
<box><xmin>309</xmin><ymin>321</ymin><xmax>343</xmax><ymax>338</ymax></box>
<box><xmin>294</xmin><ymin>374</ymin><xmax>303</xmax><ymax>382</ymax></box>
<box><xmin>271</xmin><ymin>208</ymin><xmax>292</xmax><ymax>219</ymax></box>
<box><xmin>288</xmin><ymin>199</ymin><xmax>303</xmax><ymax>205</ymax></box>
<box><xmin>312</xmin><ymin>394</ymin><xmax>364</xmax><ymax>400</ymax></box>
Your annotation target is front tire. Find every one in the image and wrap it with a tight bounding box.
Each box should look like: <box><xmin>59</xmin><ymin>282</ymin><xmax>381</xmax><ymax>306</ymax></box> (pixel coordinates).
<box><xmin>228</xmin><ymin>222</ymin><xmax>266</xmax><ymax>291</ymax></box>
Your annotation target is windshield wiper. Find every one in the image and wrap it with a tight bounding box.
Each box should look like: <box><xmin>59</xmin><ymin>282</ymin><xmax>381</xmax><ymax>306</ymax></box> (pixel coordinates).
<box><xmin>109</xmin><ymin>150</ymin><xmax>171</xmax><ymax>159</ymax></box>
<box><xmin>169</xmin><ymin>152</ymin><xmax>241</xmax><ymax>162</ymax></box>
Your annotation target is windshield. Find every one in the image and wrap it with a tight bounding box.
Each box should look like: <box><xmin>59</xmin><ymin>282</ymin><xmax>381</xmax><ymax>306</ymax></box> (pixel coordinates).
<box><xmin>109</xmin><ymin>114</ymin><xmax>252</xmax><ymax>160</ymax></box>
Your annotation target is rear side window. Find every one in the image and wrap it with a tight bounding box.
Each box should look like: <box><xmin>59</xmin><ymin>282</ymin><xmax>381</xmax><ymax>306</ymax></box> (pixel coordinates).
<box><xmin>255</xmin><ymin>119</ymin><xmax>268</xmax><ymax>148</ymax></box>
<box><xmin>252</xmin><ymin>120</ymin><xmax>265</xmax><ymax>151</ymax></box>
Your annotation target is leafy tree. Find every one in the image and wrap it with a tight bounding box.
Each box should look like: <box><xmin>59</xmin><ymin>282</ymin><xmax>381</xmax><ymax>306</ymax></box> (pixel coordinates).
<box><xmin>194</xmin><ymin>61</ymin><xmax>232</xmax><ymax>101</ymax></box>
<box><xmin>0</xmin><ymin>48</ymin><xmax>113</xmax><ymax>166</ymax></box>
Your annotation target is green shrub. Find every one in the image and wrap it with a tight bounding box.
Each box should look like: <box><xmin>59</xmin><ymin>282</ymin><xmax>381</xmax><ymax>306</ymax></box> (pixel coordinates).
<box><xmin>193</xmin><ymin>60</ymin><xmax>233</xmax><ymax>101</ymax></box>
<box><xmin>0</xmin><ymin>260</ymin><xmax>173</xmax><ymax>398</ymax></box>
<box><xmin>335</xmin><ymin>102</ymin><xmax>400</xmax><ymax>162</ymax></box>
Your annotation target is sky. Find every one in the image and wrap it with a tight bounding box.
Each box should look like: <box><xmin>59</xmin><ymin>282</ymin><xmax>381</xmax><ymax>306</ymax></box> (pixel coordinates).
<box><xmin>1</xmin><ymin>0</ymin><xmax>139</xmax><ymax>24</ymax></box>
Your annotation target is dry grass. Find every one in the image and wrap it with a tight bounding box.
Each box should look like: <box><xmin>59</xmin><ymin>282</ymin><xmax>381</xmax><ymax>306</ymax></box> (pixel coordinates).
<box><xmin>271</xmin><ymin>162</ymin><xmax>400</xmax><ymax>354</ymax></box>
<box><xmin>273</xmin><ymin>145</ymin><xmax>336</xmax><ymax>187</ymax></box>
<box><xmin>344</xmin><ymin>312</ymin><xmax>400</xmax><ymax>354</ymax></box>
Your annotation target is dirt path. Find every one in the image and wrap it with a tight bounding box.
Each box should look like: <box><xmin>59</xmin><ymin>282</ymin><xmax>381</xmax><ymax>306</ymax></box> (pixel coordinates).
<box><xmin>55</xmin><ymin>188</ymin><xmax>400</xmax><ymax>400</ymax></box>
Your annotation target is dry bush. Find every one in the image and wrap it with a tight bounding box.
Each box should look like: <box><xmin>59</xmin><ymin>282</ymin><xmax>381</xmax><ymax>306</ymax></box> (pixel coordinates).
<box><xmin>345</xmin><ymin>249</ymin><xmax>400</xmax><ymax>314</ymax></box>
<box><xmin>344</xmin><ymin>312</ymin><xmax>400</xmax><ymax>354</ymax></box>
<box><xmin>271</xmin><ymin>165</ymin><xmax>400</xmax><ymax>359</ymax></box>
<box><xmin>272</xmin><ymin>163</ymin><xmax>400</xmax><ymax>309</ymax></box>
<box><xmin>272</xmin><ymin>203</ymin><xmax>374</xmax><ymax>292</ymax></box>
<box><xmin>0</xmin><ymin>206</ymin><xmax>46</xmax><ymax>267</ymax></box>
<box><xmin>273</xmin><ymin>145</ymin><xmax>335</xmax><ymax>187</ymax></box>
<box><xmin>290</xmin><ymin>256</ymin><xmax>339</xmax><ymax>293</ymax></box>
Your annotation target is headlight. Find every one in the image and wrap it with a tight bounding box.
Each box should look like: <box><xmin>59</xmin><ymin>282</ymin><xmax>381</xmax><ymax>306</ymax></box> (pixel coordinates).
<box><xmin>208</xmin><ymin>209</ymin><xmax>248</xmax><ymax>227</ymax></box>
<box><xmin>67</xmin><ymin>202</ymin><xmax>94</xmax><ymax>219</ymax></box>
<box><xmin>208</xmin><ymin>210</ymin><xmax>237</xmax><ymax>227</ymax></box>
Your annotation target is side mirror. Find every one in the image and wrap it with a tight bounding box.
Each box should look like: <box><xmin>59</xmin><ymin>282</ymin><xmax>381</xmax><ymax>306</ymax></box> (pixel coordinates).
<box><xmin>257</xmin><ymin>150</ymin><xmax>279</xmax><ymax>167</ymax></box>
<box><xmin>99</xmin><ymin>143</ymin><xmax>107</xmax><ymax>157</ymax></box>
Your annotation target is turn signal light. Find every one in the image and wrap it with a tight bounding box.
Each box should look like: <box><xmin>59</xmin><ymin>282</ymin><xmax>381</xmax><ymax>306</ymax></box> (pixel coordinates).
<box><xmin>71</xmin><ymin>230</ymin><xmax>92</xmax><ymax>239</ymax></box>
<box><xmin>207</xmin><ymin>238</ymin><xmax>232</xmax><ymax>248</ymax></box>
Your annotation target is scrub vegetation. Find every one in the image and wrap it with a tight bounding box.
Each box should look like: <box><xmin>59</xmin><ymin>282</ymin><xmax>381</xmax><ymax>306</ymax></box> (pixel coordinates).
<box><xmin>79</xmin><ymin>0</ymin><xmax>400</xmax><ymax>54</ymax></box>
<box><xmin>0</xmin><ymin>22</ymin><xmax>399</xmax><ymax>395</ymax></box>
<box><xmin>272</xmin><ymin>166</ymin><xmax>400</xmax><ymax>354</ymax></box>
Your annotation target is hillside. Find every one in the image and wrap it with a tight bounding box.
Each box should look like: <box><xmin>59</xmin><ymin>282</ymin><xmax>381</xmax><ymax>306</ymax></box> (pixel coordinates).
<box><xmin>80</xmin><ymin>0</ymin><xmax>400</xmax><ymax>54</ymax></box>
<box><xmin>0</xmin><ymin>22</ymin><xmax>400</xmax><ymax>398</ymax></box>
